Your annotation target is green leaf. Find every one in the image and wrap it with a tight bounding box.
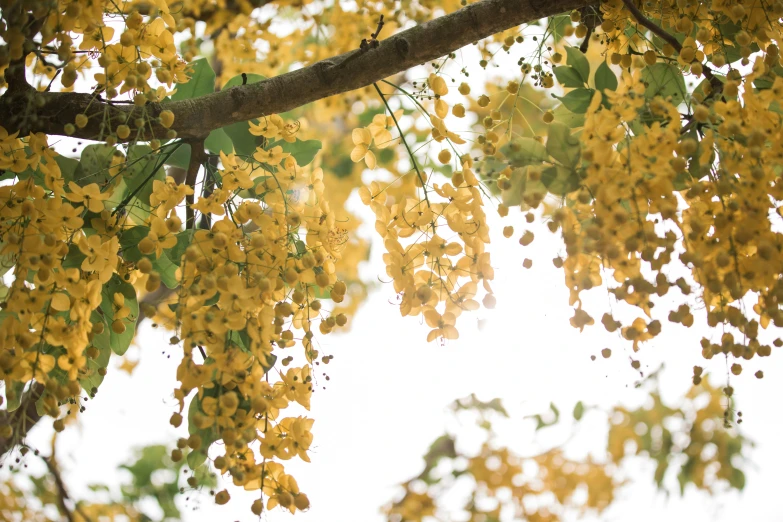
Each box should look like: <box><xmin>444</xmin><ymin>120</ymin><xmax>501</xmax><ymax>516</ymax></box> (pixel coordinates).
<box><xmin>4</xmin><ymin>379</ymin><xmax>24</xmax><ymax>413</ymax></box>
<box><xmin>62</xmin><ymin>243</ymin><xmax>86</xmax><ymax>269</ymax></box>
<box><xmin>595</xmin><ymin>61</ymin><xmax>618</xmax><ymax>92</ymax></box>
<box><xmin>565</xmin><ymin>47</ymin><xmax>590</xmax><ymax>84</ymax></box>
<box><xmin>80</xmin><ymin>309</ymin><xmax>113</xmax><ymax>394</ymax></box>
<box><xmin>278</xmin><ymin>139</ymin><xmax>322</xmax><ymax>167</ymax></box>
<box><xmin>553</xmin><ymin>104</ymin><xmax>585</xmax><ymax>128</ymax></box>
<box><xmin>187</xmin><ymin>395</ymin><xmax>219</xmax><ymax>470</ymax></box>
<box><xmin>546</xmin><ymin>122</ymin><xmax>581</xmax><ymax>168</ymax></box>
<box><xmin>554</xmin><ymin>88</ymin><xmax>595</xmax><ymax>114</ymax></box>
<box><xmin>752</xmin><ymin>65</ymin><xmax>783</xmax><ymax>90</ymax></box>
<box><xmin>124</xmin><ymin>145</ymin><xmax>165</xmax><ymax>207</ymax></box>
<box><xmin>223</xmin><ymin>121</ymin><xmax>262</xmax><ymax>157</ymax></box>
<box><xmin>729</xmin><ymin>468</ymin><xmax>746</xmax><ymax>490</ymax></box>
<box><xmin>547</xmin><ymin>15</ymin><xmax>571</xmax><ymax>44</ymax></box>
<box><xmin>642</xmin><ymin>63</ymin><xmax>686</xmax><ymax>104</ymax></box>
<box><xmin>553</xmin><ymin>66</ymin><xmax>585</xmax><ymax>88</ymax></box>
<box><xmin>119</xmin><ymin>226</ymin><xmax>150</xmax><ymax>262</ymax></box>
<box><xmin>152</xmin><ymin>252</ymin><xmax>180</xmax><ymax>289</ymax></box>
<box><xmin>503</xmin><ymin>138</ymin><xmax>549</xmax><ymax>167</ymax></box>
<box><xmin>99</xmin><ymin>274</ymin><xmax>138</xmax><ymax>356</ymax></box>
<box><xmin>120</xmin><ymin>227</ymin><xmax>187</xmax><ymax>288</ymax></box>
<box><xmin>171</xmin><ymin>58</ymin><xmax>215</xmax><ymax>101</ymax></box>
<box><xmin>186</xmin><ymin>439</ymin><xmax>211</xmax><ymax>470</ymax></box>
<box><xmin>573</xmin><ymin>401</ymin><xmax>585</xmax><ymax>421</ymax></box>
<box><xmin>55</xmin><ymin>155</ymin><xmax>79</xmax><ymax>183</ymax></box>
<box><xmin>73</xmin><ymin>144</ymin><xmax>117</xmax><ymax>187</ymax></box>
<box><xmin>205</xmin><ymin>128</ymin><xmax>233</xmax><ymax>155</ymax></box>
<box><xmin>163</xmin><ymin>141</ymin><xmax>191</xmax><ymax>169</ymax></box>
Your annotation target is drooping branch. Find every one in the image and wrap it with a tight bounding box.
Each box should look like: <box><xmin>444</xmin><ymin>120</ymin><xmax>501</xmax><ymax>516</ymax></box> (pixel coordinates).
<box><xmin>0</xmin><ymin>0</ymin><xmax>592</xmax><ymax>142</ymax></box>
<box><xmin>621</xmin><ymin>0</ymin><xmax>722</xmax><ymax>91</ymax></box>
<box><xmin>185</xmin><ymin>139</ymin><xmax>207</xmax><ymax>229</ymax></box>
<box><xmin>42</xmin><ymin>455</ymin><xmax>76</xmax><ymax>522</ymax></box>
<box><xmin>0</xmin><ymin>382</ymin><xmax>45</xmax><ymax>457</ymax></box>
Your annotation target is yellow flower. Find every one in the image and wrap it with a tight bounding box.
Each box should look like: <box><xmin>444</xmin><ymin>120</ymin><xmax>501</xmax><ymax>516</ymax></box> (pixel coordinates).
<box><xmin>147</xmin><ymin>215</ymin><xmax>178</xmax><ymax>258</ymax></box>
<box><xmin>58</xmin><ymin>352</ymin><xmax>87</xmax><ymax>381</ymax></box>
<box><xmin>77</xmin><ymin>234</ymin><xmax>119</xmax><ymax>283</ymax></box>
<box><xmin>79</xmin><ymin>26</ymin><xmax>115</xmax><ymax>51</ymax></box>
<box><xmin>65</xmin><ymin>182</ymin><xmax>111</xmax><ymax>213</ymax></box>
<box><xmin>248</xmin><ymin>114</ymin><xmax>299</xmax><ymax>142</ymax></box>
<box><xmin>279</xmin><ymin>416</ymin><xmax>315</xmax><ymax>462</ymax></box>
<box><xmin>350</xmin><ymin>127</ymin><xmax>376</xmax><ymax>169</ymax></box>
<box><xmin>368</xmin><ymin>113</ymin><xmax>398</xmax><ymax>148</ymax></box>
<box><xmin>423</xmin><ymin>308</ymin><xmax>459</xmax><ymax>342</ymax></box>
<box><xmin>253</xmin><ymin>145</ymin><xmax>289</xmax><ymax>166</ymax></box>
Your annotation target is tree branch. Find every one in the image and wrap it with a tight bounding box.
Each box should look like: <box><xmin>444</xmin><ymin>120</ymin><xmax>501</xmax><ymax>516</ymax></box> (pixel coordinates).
<box><xmin>0</xmin><ymin>0</ymin><xmax>592</xmax><ymax>142</ymax></box>
<box><xmin>622</xmin><ymin>0</ymin><xmax>722</xmax><ymax>91</ymax></box>
<box><xmin>42</xmin><ymin>455</ymin><xmax>76</xmax><ymax>522</ymax></box>
<box><xmin>0</xmin><ymin>382</ymin><xmax>45</xmax><ymax>457</ymax></box>
<box><xmin>133</xmin><ymin>0</ymin><xmax>274</xmax><ymax>19</ymax></box>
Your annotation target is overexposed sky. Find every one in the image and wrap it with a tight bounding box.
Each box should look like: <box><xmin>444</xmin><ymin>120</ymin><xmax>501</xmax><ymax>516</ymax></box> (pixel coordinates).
<box><xmin>19</xmin><ymin>201</ymin><xmax>781</xmax><ymax>522</ymax></box>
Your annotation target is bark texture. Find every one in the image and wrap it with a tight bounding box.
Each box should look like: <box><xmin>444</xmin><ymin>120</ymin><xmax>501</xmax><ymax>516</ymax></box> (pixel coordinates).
<box><xmin>0</xmin><ymin>0</ymin><xmax>591</xmax><ymax>142</ymax></box>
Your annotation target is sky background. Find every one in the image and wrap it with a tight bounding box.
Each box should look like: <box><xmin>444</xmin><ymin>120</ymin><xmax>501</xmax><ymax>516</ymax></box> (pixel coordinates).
<box><xmin>15</xmin><ymin>200</ymin><xmax>783</xmax><ymax>522</ymax></box>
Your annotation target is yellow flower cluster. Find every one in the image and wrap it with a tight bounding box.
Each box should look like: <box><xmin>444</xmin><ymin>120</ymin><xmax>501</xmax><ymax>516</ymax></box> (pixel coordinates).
<box><xmin>0</xmin><ymin>109</ymin><xmax>342</xmax><ymax>511</ymax></box>
<box><xmin>158</xmin><ymin>132</ymin><xmax>350</xmax><ymax>511</ymax></box>
<box><xmin>0</xmin><ymin>129</ymin><xmax>123</xmax><ymax>422</ymax></box>
<box><xmin>359</xmin><ymin>157</ymin><xmax>495</xmax><ymax>342</ymax></box>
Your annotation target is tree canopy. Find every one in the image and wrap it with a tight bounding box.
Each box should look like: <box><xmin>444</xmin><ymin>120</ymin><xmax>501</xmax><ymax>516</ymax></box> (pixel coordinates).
<box><xmin>0</xmin><ymin>0</ymin><xmax>781</xmax><ymax>518</ymax></box>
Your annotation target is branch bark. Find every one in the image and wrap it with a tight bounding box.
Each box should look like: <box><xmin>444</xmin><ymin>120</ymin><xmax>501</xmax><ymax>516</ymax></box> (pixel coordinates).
<box><xmin>0</xmin><ymin>0</ymin><xmax>591</xmax><ymax>142</ymax></box>
<box><xmin>42</xmin><ymin>455</ymin><xmax>76</xmax><ymax>522</ymax></box>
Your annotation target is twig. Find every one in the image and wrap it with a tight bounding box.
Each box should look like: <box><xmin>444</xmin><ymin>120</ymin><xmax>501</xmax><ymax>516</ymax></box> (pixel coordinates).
<box><xmin>112</xmin><ymin>141</ymin><xmax>183</xmax><ymax>216</ymax></box>
<box><xmin>621</xmin><ymin>0</ymin><xmax>722</xmax><ymax>93</ymax></box>
<box><xmin>45</xmin><ymin>69</ymin><xmax>62</xmax><ymax>92</ymax></box>
<box><xmin>373</xmin><ymin>83</ymin><xmax>431</xmax><ymax>208</ymax></box>
<box><xmin>184</xmin><ymin>139</ymin><xmax>207</xmax><ymax>229</ymax></box>
<box><xmin>42</xmin><ymin>456</ymin><xmax>76</xmax><ymax>522</ymax></box>
<box><xmin>579</xmin><ymin>27</ymin><xmax>593</xmax><ymax>53</ymax></box>
<box><xmin>621</xmin><ymin>0</ymin><xmax>680</xmax><ymax>53</ymax></box>
<box><xmin>199</xmin><ymin>154</ymin><xmax>219</xmax><ymax>230</ymax></box>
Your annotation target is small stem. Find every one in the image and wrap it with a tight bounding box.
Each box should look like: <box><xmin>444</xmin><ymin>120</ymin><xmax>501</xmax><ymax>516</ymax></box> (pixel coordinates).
<box><xmin>185</xmin><ymin>139</ymin><xmax>207</xmax><ymax>229</ymax></box>
<box><xmin>579</xmin><ymin>26</ymin><xmax>593</xmax><ymax>53</ymax></box>
<box><xmin>621</xmin><ymin>0</ymin><xmax>722</xmax><ymax>104</ymax></box>
<box><xmin>373</xmin><ymin>83</ymin><xmax>431</xmax><ymax>208</ymax></box>
<box><xmin>42</xmin><ymin>455</ymin><xmax>77</xmax><ymax>522</ymax></box>
<box><xmin>113</xmin><ymin>141</ymin><xmax>183</xmax><ymax>216</ymax></box>
<box><xmin>622</xmin><ymin>0</ymin><xmax>681</xmax><ymax>53</ymax></box>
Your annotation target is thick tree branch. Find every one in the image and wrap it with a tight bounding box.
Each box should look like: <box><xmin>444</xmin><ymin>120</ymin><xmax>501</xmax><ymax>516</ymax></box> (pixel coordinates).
<box><xmin>134</xmin><ymin>0</ymin><xmax>273</xmax><ymax>19</ymax></box>
<box><xmin>0</xmin><ymin>0</ymin><xmax>591</xmax><ymax>142</ymax></box>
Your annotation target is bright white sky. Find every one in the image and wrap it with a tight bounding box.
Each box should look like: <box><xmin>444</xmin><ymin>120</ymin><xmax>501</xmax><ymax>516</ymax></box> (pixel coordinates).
<box><xmin>4</xmin><ymin>7</ymin><xmax>783</xmax><ymax>522</ymax></box>
<box><xmin>18</xmin><ymin>201</ymin><xmax>783</xmax><ymax>522</ymax></box>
